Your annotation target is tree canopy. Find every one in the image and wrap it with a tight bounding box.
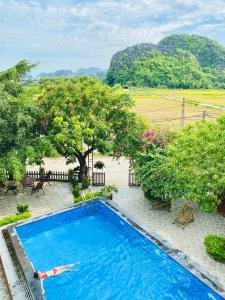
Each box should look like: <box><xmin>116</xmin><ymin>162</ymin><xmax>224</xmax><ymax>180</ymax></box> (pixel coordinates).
<box><xmin>38</xmin><ymin>77</ymin><xmax>145</xmax><ymax>180</ymax></box>
<box><xmin>0</xmin><ymin>61</ymin><xmax>53</xmax><ymax>182</ymax></box>
<box><xmin>0</xmin><ymin>60</ymin><xmax>35</xmax><ymax>96</ymax></box>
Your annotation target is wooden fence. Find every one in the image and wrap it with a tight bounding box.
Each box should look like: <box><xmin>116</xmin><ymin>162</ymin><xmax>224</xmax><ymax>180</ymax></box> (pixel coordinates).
<box><xmin>6</xmin><ymin>170</ymin><xmax>106</xmax><ymax>186</ymax></box>
<box><xmin>25</xmin><ymin>171</ymin><xmax>70</xmax><ymax>182</ymax></box>
<box><xmin>128</xmin><ymin>172</ymin><xmax>140</xmax><ymax>187</ymax></box>
<box><xmin>25</xmin><ymin>170</ymin><xmax>105</xmax><ymax>186</ymax></box>
<box><xmin>92</xmin><ymin>172</ymin><xmax>105</xmax><ymax>186</ymax></box>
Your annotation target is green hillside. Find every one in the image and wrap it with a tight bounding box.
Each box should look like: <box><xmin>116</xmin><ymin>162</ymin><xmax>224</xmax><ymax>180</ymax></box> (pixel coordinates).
<box><xmin>158</xmin><ymin>34</ymin><xmax>225</xmax><ymax>68</ymax></box>
<box><xmin>106</xmin><ymin>34</ymin><xmax>225</xmax><ymax>89</ymax></box>
<box><xmin>106</xmin><ymin>43</ymin><xmax>157</xmax><ymax>85</ymax></box>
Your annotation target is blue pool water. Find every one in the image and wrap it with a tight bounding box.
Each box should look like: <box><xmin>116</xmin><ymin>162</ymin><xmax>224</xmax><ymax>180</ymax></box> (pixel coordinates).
<box><xmin>16</xmin><ymin>201</ymin><xmax>223</xmax><ymax>300</ymax></box>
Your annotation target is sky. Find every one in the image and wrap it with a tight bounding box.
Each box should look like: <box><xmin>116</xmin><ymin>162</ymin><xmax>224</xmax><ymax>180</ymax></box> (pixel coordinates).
<box><xmin>1</xmin><ymin>0</ymin><xmax>225</xmax><ymax>74</ymax></box>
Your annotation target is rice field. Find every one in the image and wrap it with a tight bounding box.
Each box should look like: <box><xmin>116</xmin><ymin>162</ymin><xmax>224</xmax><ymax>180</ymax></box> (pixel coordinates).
<box><xmin>129</xmin><ymin>88</ymin><xmax>225</xmax><ymax>128</ymax></box>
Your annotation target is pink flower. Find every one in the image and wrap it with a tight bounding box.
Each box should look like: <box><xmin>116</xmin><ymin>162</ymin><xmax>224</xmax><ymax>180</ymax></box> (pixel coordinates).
<box><xmin>143</xmin><ymin>131</ymin><xmax>154</xmax><ymax>138</ymax></box>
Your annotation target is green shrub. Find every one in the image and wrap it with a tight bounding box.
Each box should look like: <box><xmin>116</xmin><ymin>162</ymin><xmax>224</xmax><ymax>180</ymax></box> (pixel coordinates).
<box><xmin>82</xmin><ymin>178</ymin><xmax>91</xmax><ymax>189</ymax></box>
<box><xmin>72</xmin><ymin>186</ymin><xmax>81</xmax><ymax>198</ymax></box>
<box><xmin>68</xmin><ymin>169</ymin><xmax>79</xmax><ymax>187</ymax></box>
<box><xmin>204</xmin><ymin>235</ymin><xmax>225</xmax><ymax>262</ymax></box>
<box><xmin>0</xmin><ymin>212</ymin><xmax>31</xmax><ymax>227</ymax></box>
<box><xmin>71</xmin><ymin>177</ymin><xmax>79</xmax><ymax>187</ymax></box>
<box><xmin>134</xmin><ymin>118</ymin><xmax>225</xmax><ymax>212</ymax></box>
<box><xmin>144</xmin><ymin>190</ymin><xmax>152</xmax><ymax>200</ymax></box>
<box><xmin>17</xmin><ymin>203</ymin><xmax>29</xmax><ymax>214</ymax></box>
<box><xmin>74</xmin><ymin>191</ymin><xmax>102</xmax><ymax>204</ymax></box>
<box><xmin>74</xmin><ymin>196</ymin><xmax>83</xmax><ymax>203</ymax></box>
<box><xmin>0</xmin><ymin>168</ymin><xmax>7</xmax><ymax>187</ymax></box>
<box><xmin>100</xmin><ymin>185</ymin><xmax>118</xmax><ymax>199</ymax></box>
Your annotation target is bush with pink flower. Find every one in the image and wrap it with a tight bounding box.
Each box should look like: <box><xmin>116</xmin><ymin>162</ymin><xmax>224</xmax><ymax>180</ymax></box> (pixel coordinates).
<box><xmin>134</xmin><ymin>117</ymin><xmax>225</xmax><ymax>213</ymax></box>
<box><xmin>140</xmin><ymin>128</ymin><xmax>173</xmax><ymax>151</ymax></box>
<box><xmin>133</xmin><ymin>128</ymin><xmax>175</xmax><ymax>201</ymax></box>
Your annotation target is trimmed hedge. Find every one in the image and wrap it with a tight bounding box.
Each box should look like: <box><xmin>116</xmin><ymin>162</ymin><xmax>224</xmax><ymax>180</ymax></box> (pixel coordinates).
<box><xmin>204</xmin><ymin>235</ymin><xmax>225</xmax><ymax>262</ymax></box>
<box><xmin>0</xmin><ymin>212</ymin><xmax>31</xmax><ymax>227</ymax></box>
<box><xmin>74</xmin><ymin>191</ymin><xmax>102</xmax><ymax>204</ymax></box>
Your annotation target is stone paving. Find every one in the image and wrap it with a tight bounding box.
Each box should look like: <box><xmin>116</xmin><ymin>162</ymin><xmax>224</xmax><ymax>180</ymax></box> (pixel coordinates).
<box><xmin>0</xmin><ymin>156</ymin><xmax>225</xmax><ymax>291</ymax></box>
<box><xmin>0</xmin><ymin>182</ymin><xmax>73</xmax><ymax>219</ymax></box>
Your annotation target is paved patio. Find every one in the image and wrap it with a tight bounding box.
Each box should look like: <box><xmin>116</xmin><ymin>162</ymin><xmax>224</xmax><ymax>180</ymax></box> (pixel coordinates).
<box><xmin>0</xmin><ymin>182</ymin><xmax>73</xmax><ymax>219</ymax></box>
<box><xmin>0</xmin><ymin>182</ymin><xmax>225</xmax><ymax>289</ymax></box>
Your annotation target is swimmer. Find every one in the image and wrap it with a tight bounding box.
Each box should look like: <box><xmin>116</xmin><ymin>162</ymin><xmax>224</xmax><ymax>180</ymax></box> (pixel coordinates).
<box><xmin>34</xmin><ymin>262</ymin><xmax>80</xmax><ymax>294</ymax></box>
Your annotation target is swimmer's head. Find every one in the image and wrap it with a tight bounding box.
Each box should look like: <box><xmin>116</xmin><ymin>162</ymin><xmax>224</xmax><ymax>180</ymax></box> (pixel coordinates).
<box><xmin>34</xmin><ymin>271</ymin><xmax>39</xmax><ymax>279</ymax></box>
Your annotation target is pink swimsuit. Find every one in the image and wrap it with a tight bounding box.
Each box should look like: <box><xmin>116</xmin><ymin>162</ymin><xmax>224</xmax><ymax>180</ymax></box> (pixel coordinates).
<box><xmin>39</xmin><ymin>268</ymin><xmax>58</xmax><ymax>280</ymax></box>
<box><xmin>39</xmin><ymin>272</ymin><xmax>48</xmax><ymax>279</ymax></box>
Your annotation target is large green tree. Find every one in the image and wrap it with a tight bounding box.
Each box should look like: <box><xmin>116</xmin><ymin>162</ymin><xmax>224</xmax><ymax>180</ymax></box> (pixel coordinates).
<box><xmin>0</xmin><ymin>61</ymin><xmax>53</xmax><ymax>183</ymax></box>
<box><xmin>39</xmin><ymin>77</ymin><xmax>144</xmax><ymax>181</ymax></box>
<box><xmin>0</xmin><ymin>60</ymin><xmax>35</xmax><ymax>97</ymax></box>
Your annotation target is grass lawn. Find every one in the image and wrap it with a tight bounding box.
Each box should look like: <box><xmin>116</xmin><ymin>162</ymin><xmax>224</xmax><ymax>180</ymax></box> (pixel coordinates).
<box><xmin>129</xmin><ymin>88</ymin><xmax>225</xmax><ymax>128</ymax></box>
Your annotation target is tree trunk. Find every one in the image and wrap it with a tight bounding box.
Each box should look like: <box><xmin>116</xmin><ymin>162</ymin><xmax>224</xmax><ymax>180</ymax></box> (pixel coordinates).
<box><xmin>74</xmin><ymin>147</ymin><xmax>94</xmax><ymax>182</ymax></box>
<box><xmin>78</xmin><ymin>156</ymin><xmax>88</xmax><ymax>182</ymax></box>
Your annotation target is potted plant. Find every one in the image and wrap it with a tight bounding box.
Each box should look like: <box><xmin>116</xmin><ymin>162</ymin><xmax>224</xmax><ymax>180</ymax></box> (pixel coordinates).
<box><xmin>94</xmin><ymin>161</ymin><xmax>105</xmax><ymax>171</ymax></box>
<box><xmin>16</xmin><ymin>203</ymin><xmax>29</xmax><ymax>214</ymax></box>
<box><xmin>100</xmin><ymin>185</ymin><xmax>118</xmax><ymax>200</ymax></box>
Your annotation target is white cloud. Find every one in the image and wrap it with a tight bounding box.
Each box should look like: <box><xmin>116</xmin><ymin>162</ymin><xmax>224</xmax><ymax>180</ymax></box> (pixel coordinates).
<box><xmin>0</xmin><ymin>0</ymin><xmax>225</xmax><ymax>72</ymax></box>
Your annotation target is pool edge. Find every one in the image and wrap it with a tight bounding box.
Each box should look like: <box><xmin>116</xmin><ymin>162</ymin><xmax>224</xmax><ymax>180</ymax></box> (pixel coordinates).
<box><xmin>4</xmin><ymin>197</ymin><xmax>225</xmax><ymax>300</ymax></box>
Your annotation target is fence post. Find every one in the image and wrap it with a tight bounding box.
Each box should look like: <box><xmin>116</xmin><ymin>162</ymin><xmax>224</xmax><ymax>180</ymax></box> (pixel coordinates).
<box><xmin>202</xmin><ymin>110</ymin><xmax>206</xmax><ymax>120</ymax></box>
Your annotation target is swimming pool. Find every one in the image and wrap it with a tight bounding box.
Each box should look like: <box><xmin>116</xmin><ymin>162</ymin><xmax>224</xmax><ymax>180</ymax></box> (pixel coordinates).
<box><xmin>16</xmin><ymin>200</ymin><xmax>224</xmax><ymax>300</ymax></box>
